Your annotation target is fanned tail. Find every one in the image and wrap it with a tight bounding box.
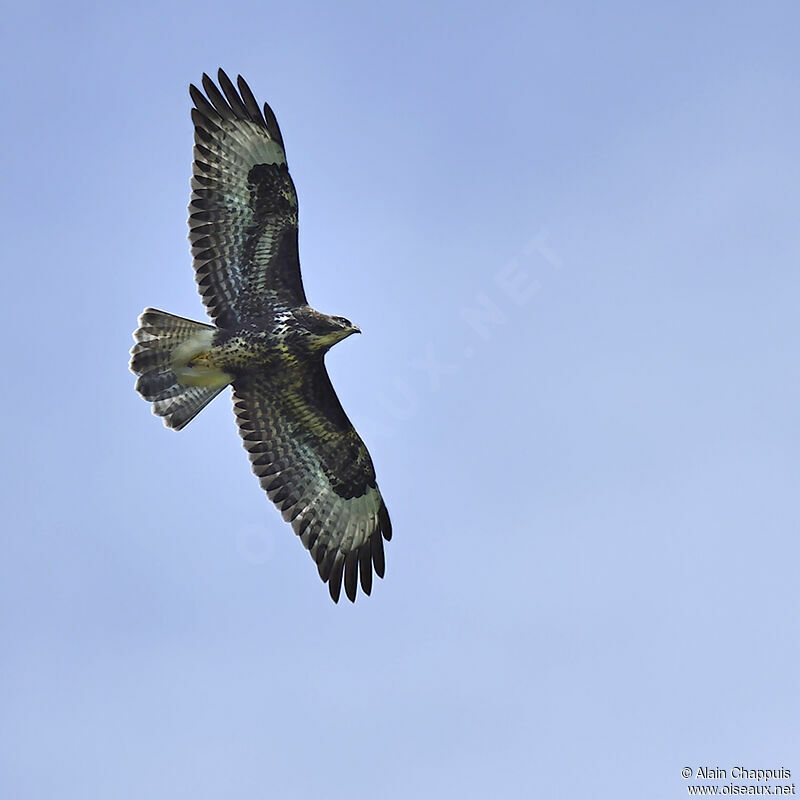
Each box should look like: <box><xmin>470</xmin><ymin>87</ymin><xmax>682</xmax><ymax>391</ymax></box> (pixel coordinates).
<box><xmin>130</xmin><ymin>308</ymin><xmax>231</xmax><ymax>430</ymax></box>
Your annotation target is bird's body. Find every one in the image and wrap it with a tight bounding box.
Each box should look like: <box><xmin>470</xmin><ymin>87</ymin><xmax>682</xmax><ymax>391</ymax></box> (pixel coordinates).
<box><xmin>179</xmin><ymin>307</ymin><xmax>353</xmax><ymax>373</ymax></box>
<box><xmin>130</xmin><ymin>71</ymin><xmax>391</xmax><ymax>603</ymax></box>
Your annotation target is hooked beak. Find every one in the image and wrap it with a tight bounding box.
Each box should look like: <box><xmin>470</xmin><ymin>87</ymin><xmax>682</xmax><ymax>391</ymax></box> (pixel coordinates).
<box><xmin>335</xmin><ymin>323</ymin><xmax>360</xmax><ymax>345</ymax></box>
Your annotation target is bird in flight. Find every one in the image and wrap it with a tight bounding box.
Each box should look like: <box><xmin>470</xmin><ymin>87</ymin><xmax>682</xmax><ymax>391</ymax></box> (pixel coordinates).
<box><xmin>130</xmin><ymin>70</ymin><xmax>391</xmax><ymax>603</ymax></box>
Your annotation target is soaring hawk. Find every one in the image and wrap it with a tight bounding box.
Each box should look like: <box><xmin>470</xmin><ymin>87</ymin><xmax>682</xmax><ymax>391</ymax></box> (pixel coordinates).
<box><xmin>130</xmin><ymin>70</ymin><xmax>391</xmax><ymax>603</ymax></box>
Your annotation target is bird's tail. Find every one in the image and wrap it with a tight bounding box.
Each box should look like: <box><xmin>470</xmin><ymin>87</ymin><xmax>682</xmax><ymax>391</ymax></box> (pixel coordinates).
<box><xmin>130</xmin><ymin>308</ymin><xmax>232</xmax><ymax>430</ymax></box>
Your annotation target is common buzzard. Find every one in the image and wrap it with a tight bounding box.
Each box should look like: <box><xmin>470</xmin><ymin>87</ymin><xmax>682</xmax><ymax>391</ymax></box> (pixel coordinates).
<box><xmin>130</xmin><ymin>70</ymin><xmax>391</xmax><ymax>603</ymax></box>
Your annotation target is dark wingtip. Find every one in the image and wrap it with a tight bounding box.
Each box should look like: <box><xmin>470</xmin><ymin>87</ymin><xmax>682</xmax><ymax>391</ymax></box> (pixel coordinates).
<box><xmin>328</xmin><ymin>555</ymin><xmax>345</xmax><ymax>603</ymax></box>
<box><xmin>217</xmin><ymin>69</ymin><xmax>249</xmax><ymax>119</ymax></box>
<box><xmin>262</xmin><ymin>101</ymin><xmax>285</xmax><ymax>148</ymax></box>
<box><xmin>189</xmin><ymin>83</ymin><xmax>221</xmax><ymax>122</ymax></box>
<box><xmin>344</xmin><ymin>550</ymin><xmax>359</xmax><ymax>603</ymax></box>
<box><xmin>188</xmin><ymin>82</ymin><xmax>204</xmax><ymax>107</ymax></box>
<box><xmin>201</xmin><ymin>72</ymin><xmax>233</xmax><ymax>119</ymax></box>
<box><xmin>237</xmin><ymin>74</ymin><xmax>265</xmax><ymax>125</ymax></box>
<box><xmin>379</xmin><ymin>503</ymin><xmax>392</xmax><ymax>542</ymax></box>
<box><xmin>318</xmin><ymin>547</ymin><xmax>337</xmax><ymax>581</ymax></box>
<box><xmin>371</xmin><ymin>529</ymin><xmax>386</xmax><ymax>579</ymax></box>
<box><xmin>358</xmin><ymin>545</ymin><xmax>373</xmax><ymax>596</ymax></box>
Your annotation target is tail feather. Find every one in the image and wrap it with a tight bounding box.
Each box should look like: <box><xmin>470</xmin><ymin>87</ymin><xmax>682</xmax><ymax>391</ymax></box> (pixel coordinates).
<box><xmin>151</xmin><ymin>385</ymin><xmax>227</xmax><ymax>430</ymax></box>
<box><xmin>130</xmin><ymin>308</ymin><xmax>230</xmax><ymax>430</ymax></box>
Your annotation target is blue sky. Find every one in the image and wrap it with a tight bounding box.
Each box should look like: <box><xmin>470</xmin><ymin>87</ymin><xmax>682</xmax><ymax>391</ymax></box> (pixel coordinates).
<box><xmin>2</xmin><ymin>1</ymin><xmax>799</xmax><ymax>797</ymax></box>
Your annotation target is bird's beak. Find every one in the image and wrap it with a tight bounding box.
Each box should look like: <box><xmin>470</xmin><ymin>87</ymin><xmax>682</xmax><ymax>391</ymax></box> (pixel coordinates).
<box><xmin>336</xmin><ymin>324</ymin><xmax>360</xmax><ymax>344</ymax></box>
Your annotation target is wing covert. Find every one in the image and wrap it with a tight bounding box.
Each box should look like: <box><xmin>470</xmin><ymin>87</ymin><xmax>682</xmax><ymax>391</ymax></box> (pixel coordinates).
<box><xmin>188</xmin><ymin>70</ymin><xmax>306</xmax><ymax>327</ymax></box>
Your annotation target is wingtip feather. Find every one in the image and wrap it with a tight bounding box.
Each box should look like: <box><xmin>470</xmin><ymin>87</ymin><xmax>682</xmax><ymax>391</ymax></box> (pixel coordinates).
<box><xmin>217</xmin><ymin>69</ymin><xmax>249</xmax><ymax>119</ymax></box>
<box><xmin>379</xmin><ymin>503</ymin><xmax>392</xmax><ymax>542</ymax></box>
<box><xmin>237</xmin><ymin>74</ymin><xmax>265</xmax><ymax>125</ymax></box>
<box><xmin>328</xmin><ymin>554</ymin><xmax>345</xmax><ymax>603</ymax></box>
<box><xmin>344</xmin><ymin>550</ymin><xmax>359</xmax><ymax>603</ymax></box>
<box><xmin>358</xmin><ymin>545</ymin><xmax>373</xmax><ymax>596</ymax></box>
<box><xmin>371</xmin><ymin>530</ymin><xmax>386</xmax><ymax>579</ymax></box>
<box><xmin>201</xmin><ymin>72</ymin><xmax>234</xmax><ymax>119</ymax></box>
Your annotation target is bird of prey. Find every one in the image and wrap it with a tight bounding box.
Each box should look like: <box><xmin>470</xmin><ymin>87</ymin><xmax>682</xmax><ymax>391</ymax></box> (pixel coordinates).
<box><xmin>130</xmin><ymin>70</ymin><xmax>391</xmax><ymax>603</ymax></box>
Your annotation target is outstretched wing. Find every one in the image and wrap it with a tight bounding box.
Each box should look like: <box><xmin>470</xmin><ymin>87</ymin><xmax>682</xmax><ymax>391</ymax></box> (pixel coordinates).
<box><xmin>232</xmin><ymin>366</ymin><xmax>392</xmax><ymax>603</ymax></box>
<box><xmin>188</xmin><ymin>69</ymin><xmax>306</xmax><ymax>328</ymax></box>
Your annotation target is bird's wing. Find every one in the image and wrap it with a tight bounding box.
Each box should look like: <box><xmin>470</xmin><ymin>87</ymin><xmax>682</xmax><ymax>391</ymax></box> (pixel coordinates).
<box><xmin>188</xmin><ymin>69</ymin><xmax>306</xmax><ymax>328</ymax></box>
<box><xmin>232</xmin><ymin>365</ymin><xmax>392</xmax><ymax>603</ymax></box>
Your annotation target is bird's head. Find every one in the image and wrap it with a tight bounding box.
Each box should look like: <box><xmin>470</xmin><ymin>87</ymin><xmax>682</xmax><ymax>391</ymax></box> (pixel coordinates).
<box><xmin>294</xmin><ymin>307</ymin><xmax>361</xmax><ymax>352</ymax></box>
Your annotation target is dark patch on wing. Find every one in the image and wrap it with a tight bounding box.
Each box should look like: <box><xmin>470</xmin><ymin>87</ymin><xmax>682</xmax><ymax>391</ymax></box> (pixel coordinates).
<box><xmin>248</xmin><ymin>163</ymin><xmax>295</xmax><ymax>216</ymax></box>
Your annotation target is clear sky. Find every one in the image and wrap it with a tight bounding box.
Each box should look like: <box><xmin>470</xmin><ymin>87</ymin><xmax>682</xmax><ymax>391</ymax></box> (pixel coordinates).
<box><xmin>2</xmin><ymin>1</ymin><xmax>798</xmax><ymax>797</ymax></box>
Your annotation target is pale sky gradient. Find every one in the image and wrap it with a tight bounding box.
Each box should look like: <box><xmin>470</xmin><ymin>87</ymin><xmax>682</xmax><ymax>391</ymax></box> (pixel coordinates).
<box><xmin>2</xmin><ymin>2</ymin><xmax>799</xmax><ymax>798</ymax></box>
